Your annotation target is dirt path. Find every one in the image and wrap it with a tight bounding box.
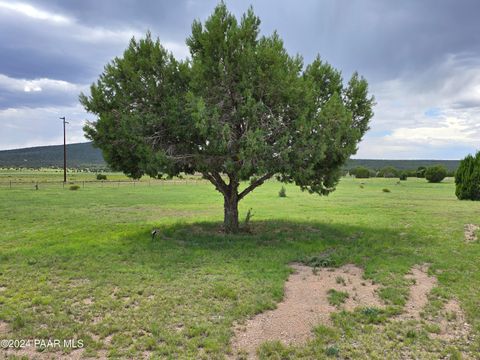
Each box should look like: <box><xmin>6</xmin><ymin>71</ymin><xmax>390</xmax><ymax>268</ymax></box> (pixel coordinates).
<box><xmin>396</xmin><ymin>264</ymin><xmax>437</xmax><ymax>320</ymax></box>
<box><xmin>230</xmin><ymin>264</ymin><xmax>382</xmax><ymax>359</ymax></box>
<box><xmin>230</xmin><ymin>263</ymin><xmax>470</xmax><ymax>359</ymax></box>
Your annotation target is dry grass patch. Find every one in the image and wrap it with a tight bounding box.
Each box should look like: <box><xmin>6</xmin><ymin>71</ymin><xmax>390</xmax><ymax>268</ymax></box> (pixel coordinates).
<box><xmin>464</xmin><ymin>223</ymin><xmax>479</xmax><ymax>242</ymax></box>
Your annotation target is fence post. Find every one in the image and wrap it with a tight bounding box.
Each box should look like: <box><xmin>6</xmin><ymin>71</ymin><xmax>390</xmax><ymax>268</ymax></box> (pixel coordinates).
<box><xmin>9</xmin><ymin>180</ymin><xmax>11</xmax><ymax>189</ymax></box>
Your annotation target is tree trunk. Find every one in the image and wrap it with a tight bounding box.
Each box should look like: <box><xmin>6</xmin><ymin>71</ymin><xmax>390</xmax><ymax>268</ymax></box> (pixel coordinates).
<box><xmin>224</xmin><ymin>192</ymin><xmax>239</xmax><ymax>234</ymax></box>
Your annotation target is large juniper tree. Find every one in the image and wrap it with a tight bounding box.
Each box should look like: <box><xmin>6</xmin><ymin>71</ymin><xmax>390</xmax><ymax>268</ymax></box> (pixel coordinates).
<box><xmin>81</xmin><ymin>4</ymin><xmax>374</xmax><ymax>233</ymax></box>
<box><xmin>455</xmin><ymin>152</ymin><xmax>480</xmax><ymax>200</ymax></box>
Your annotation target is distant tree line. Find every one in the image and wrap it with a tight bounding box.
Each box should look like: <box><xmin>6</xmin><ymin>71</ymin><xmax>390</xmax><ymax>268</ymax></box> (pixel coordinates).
<box><xmin>349</xmin><ymin>165</ymin><xmax>453</xmax><ymax>182</ymax></box>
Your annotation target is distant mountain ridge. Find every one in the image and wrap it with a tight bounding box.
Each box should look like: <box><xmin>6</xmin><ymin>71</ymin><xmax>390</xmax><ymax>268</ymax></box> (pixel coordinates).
<box><xmin>0</xmin><ymin>142</ymin><xmax>460</xmax><ymax>171</ymax></box>
<box><xmin>0</xmin><ymin>142</ymin><xmax>106</xmax><ymax>169</ymax></box>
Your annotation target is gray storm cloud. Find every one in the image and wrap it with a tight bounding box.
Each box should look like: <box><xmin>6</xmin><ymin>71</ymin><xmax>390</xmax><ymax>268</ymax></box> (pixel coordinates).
<box><xmin>0</xmin><ymin>0</ymin><xmax>479</xmax><ymax>158</ymax></box>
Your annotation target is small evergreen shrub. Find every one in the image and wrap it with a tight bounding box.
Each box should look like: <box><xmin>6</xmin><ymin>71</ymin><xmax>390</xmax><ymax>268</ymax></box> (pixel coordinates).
<box><xmin>416</xmin><ymin>166</ymin><xmax>426</xmax><ymax>178</ymax></box>
<box><xmin>425</xmin><ymin>165</ymin><xmax>447</xmax><ymax>183</ymax></box>
<box><xmin>399</xmin><ymin>172</ymin><xmax>407</xmax><ymax>181</ymax></box>
<box><xmin>69</xmin><ymin>185</ymin><xmax>80</xmax><ymax>190</ymax></box>
<box><xmin>96</xmin><ymin>173</ymin><xmax>107</xmax><ymax>180</ymax></box>
<box><xmin>455</xmin><ymin>151</ymin><xmax>480</xmax><ymax>200</ymax></box>
<box><xmin>278</xmin><ymin>186</ymin><xmax>287</xmax><ymax>197</ymax></box>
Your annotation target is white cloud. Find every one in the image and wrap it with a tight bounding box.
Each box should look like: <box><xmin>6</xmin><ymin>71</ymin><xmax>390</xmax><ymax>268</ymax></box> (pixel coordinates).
<box><xmin>0</xmin><ymin>104</ymin><xmax>93</xmax><ymax>150</ymax></box>
<box><xmin>388</xmin><ymin>117</ymin><xmax>479</xmax><ymax>146</ymax></box>
<box><xmin>72</xmin><ymin>27</ymin><xmax>143</xmax><ymax>44</ymax></box>
<box><xmin>23</xmin><ymin>84</ymin><xmax>41</xmax><ymax>92</ymax></box>
<box><xmin>355</xmin><ymin>53</ymin><xmax>480</xmax><ymax>159</ymax></box>
<box><xmin>0</xmin><ymin>74</ymin><xmax>84</xmax><ymax>93</ymax></box>
<box><xmin>0</xmin><ymin>1</ymin><xmax>72</xmax><ymax>24</ymax></box>
<box><xmin>163</xmin><ymin>41</ymin><xmax>190</xmax><ymax>60</ymax></box>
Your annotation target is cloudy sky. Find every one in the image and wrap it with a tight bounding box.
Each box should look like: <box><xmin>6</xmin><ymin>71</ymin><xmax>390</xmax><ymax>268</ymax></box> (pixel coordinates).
<box><xmin>0</xmin><ymin>0</ymin><xmax>479</xmax><ymax>159</ymax></box>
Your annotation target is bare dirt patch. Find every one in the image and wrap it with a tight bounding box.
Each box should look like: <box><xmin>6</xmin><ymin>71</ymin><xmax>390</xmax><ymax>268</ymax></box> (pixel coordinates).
<box><xmin>432</xmin><ymin>299</ymin><xmax>471</xmax><ymax>342</ymax></box>
<box><xmin>230</xmin><ymin>264</ymin><xmax>382</xmax><ymax>359</ymax></box>
<box><xmin>0</xmin><ymin>320</ymin><xmax>9</xmax><ymax>335</ymax></box>
<box><xmin>396</xmin><ymin>264</ymin><xmax>437</xmax><ymax>320</ymax></box>
<box><xmin>83</xmin><ymin>297</ymin><xmax>94</xmax><ymax>305</ymax></box>
<box><xmin>464</xmin><ymin>223</ymin><xmax>479</xmax><ymax>242</ymax></box>
<box><xmin>1</xmin><ymin>347</ymin><xmax>85</xmax><ymax>360</ymax></box>
<box><xmin>69</xmin><ymin>278</ymin><xmax>90</xmax><ymax>288</ymax></box>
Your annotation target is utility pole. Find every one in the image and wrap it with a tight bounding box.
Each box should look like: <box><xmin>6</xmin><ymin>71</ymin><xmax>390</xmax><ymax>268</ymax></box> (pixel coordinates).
<box><xmin>60</xmin><ymin>117</ymin><xmax>69</xmax><ymax>183</ymax></box>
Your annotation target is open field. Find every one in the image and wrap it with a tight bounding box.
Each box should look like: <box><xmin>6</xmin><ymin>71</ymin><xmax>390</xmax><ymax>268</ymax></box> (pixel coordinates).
<box><xmin>0</xmin><ymin>169</ymin><xmax>205</xmax><ymax>190</ymax></box>
<box><xmin>1</xmin><ymin>176</ymin><xmax>479</xmax><ymax>359</ymax></box>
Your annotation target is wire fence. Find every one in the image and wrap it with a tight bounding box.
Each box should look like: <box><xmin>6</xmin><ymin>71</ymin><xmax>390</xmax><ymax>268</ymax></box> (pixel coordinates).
<box><xmin>0</xmin><ymin>178</ymin><xmax>211</xmax><ymax>190</ymax></box>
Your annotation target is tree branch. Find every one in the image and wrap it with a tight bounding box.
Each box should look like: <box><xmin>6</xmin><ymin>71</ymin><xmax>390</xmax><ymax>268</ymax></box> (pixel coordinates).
<box><xmin>238</xmin><ymin>172</ymin><xmax>274</xmax><ymax>200</ymax></box>
<box><xmin>203</xmin><ymin>172</ymin><xmax>228</xmax><ymax>195</ymax></box>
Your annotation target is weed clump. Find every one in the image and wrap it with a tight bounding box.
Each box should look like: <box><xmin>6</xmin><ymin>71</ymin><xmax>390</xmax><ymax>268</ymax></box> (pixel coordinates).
<box><xmin>327</xmin><ymin>289</ymin><xmax>349</xmax><ymax>307</ymax></box>
<box><xmin>278</xmin><ymin>186</ymin><xmax>287</xmax><ymax>197</ymax></box>
<box><xmin>69</xmin><ymin>185</ymin><xmax>80</xmax><ymax>190</ymax></box>
<box><xmin>302</xmin><ymin>249</ymin><xmax>337</xmax><ymax>268</ymax></box>
<box><xmin>382</xmin><ymin>188</ymin><xmax>391</xmax><ymax>193</ymax></box>
<box><xmin>325</xmin><ymin>345</ymin><xmax>340</xmax><ymax>357</ymax></box>
<box><xmin>243</xmin><ymin>208</ymin><xmax>253</xmax><ymax>232</ymax></box>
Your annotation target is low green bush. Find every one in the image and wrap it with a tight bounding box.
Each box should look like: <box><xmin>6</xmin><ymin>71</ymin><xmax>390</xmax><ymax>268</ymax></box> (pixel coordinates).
<box><xmin>96</xmin><ymin>173</ymin><xmax>107</xmax><ymax>180</ymax></box>
<box><xmin>278</xmin><ymin>186</ymin><xmax>287</xmax><ymax>197</ymax></box>
<box><xmin>425</xmin><ymin>165</ymin><xmax>447</xmax><ymax>183</ymax></box>
<box><xmin>69</xmin><ymin>185</ymin><xmax>80</xmax><ymax>190</ymax></box>
<box><xmin>351</xmin><ymin>166</ymin><xmax>370</xmax><ymax>178</ymax></box>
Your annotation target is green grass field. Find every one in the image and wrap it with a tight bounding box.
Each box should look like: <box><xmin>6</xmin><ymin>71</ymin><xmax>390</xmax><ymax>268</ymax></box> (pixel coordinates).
<box><xmin>1</xmin><ymin>175</ymin><xmax>479</xmax><ymax>359</ymax></box>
